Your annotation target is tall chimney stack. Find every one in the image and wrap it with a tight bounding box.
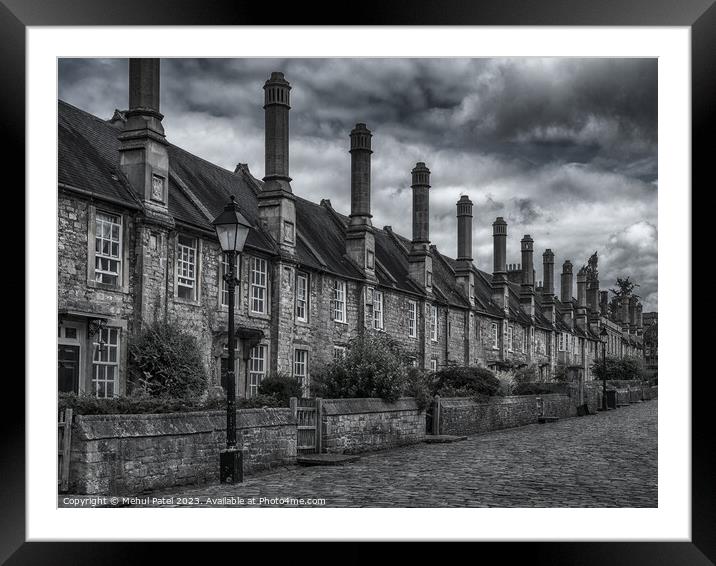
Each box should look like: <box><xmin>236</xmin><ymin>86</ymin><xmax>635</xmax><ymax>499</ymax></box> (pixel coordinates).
<box><xmin>258</xmin><ymin>72</ymin><xmax>296</xmax><ymax>253</ymax></box>
<box><xmin>576</xmin><ymin>266</ymin><xmax>588</xmax><ymax>330</ymax></box>
<box><xmin>542</xmin><ymin>249</ymin><xmax>554</xmax><ymax>298</ymax></box>
<box><xmin>456</xmin><ymin>196</ymin><xmax>473</xmax><ymax>262</ymax></box>
<box><xmin>345</xmin><ymin>123</ymin><xmax>376</xmax><ymax>279</ymax></box>
<box><xmin>491</xmin><ymin>217</ymin><xmax>509</xmax><ymax>313</ymax></box>
<box><xmin>454</xmin><ymin>195</ymin><xmax>475</xmax><ymax>303</ymax></box>
<box><xmin>541</xmin><ymin>249</ymin><xmax>555</xmax><ymax>324</ymax></box>
<box><xmin>560</xmin><ymin>260</ymin><xmax>574</xmax><ymax>328</ymax></box>
<box><xmin>118</xmin><ymin>59</ymin><xmax>171</xmax><ymax>221</ymax></box>
<box><xmin>600</xmin><ymin>290</ymin><xmax>609</xmax><ymax>317</ymax></box>
<box><xmin>636</xmin><ymin>303</ymin><xmax>644</xmax><ymax>334</ymax></box>
<box><xmin>407</xmin><ymin>162</ymin><xmax>433</xmax><ymax>291</ymax></box>
<box><xmin>520</xmin><ymin>235</ymin><xmax>535</xmax><ymax>318</ymax></box>
<box><xmin>262</xmin><ymin>72</ymin><xmax>292</xmax><ymax>194</ymax></box>
<box><xmin>628</xmin><ymin>295</ymin><xmax>639</xmax><ymax>332</ymax></box>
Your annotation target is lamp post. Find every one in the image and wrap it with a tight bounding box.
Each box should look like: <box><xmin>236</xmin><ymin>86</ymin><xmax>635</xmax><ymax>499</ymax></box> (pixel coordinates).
<box><xmin>212</xmin><ymin>195</ymin><xmax>251</xmax><ymax>484</ymax></box>
<box><xmin>600</xmin><ymin>327</ymin><xmax>609</xmax><ymax>411</ymax></box>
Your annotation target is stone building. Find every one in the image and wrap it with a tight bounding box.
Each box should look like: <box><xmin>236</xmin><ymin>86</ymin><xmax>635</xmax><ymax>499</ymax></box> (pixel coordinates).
<box><xmin>57</xmin><ymin>59</ymin><xmax>646</xmax><ymax>399</ymax></box>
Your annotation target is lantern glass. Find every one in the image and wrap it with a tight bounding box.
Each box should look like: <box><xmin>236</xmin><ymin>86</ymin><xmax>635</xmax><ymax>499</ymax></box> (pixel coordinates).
<box><xmin>212</xmin><ymin>196</ymin><xmax>251</xmax><ymax>253</ymax></box>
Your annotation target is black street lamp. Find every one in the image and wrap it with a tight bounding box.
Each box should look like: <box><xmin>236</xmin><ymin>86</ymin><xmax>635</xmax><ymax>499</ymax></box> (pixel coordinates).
<box><xmin>600</xmin><ymin>327</ymin><xmax>609</xmax><ymax>411</ymax></box>
<box><xmin>212</xmin><ymin>195</ymin><xmax>251</xmax><ymax>484</ymax></box>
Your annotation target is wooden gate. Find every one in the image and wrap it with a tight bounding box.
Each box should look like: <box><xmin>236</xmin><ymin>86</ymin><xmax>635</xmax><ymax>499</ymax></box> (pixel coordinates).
<box><xmin>291</xmin><ymin>397</ymin><xmax>322</xmax><ymax>454</ymax></box>
<box><xmin>58</xmin><ymin>408</ymin><xmax>73</xmax><ymax>492</ymax></box>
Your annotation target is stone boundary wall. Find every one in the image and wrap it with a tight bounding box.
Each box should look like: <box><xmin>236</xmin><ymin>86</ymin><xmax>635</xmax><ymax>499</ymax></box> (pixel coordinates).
<box><xmin>437</xmin><ymin>394</ymin><xmax>576</xmax><ymax>436</ymax></box>
<box><xmin>69</xmin><ymin>408</ymin><xmax>296</xmax><ymax>495</ymax></box>
<box><xmin>321</xmin><ymin>398</ymin><xmax>426</xmax><ymax>454</ymax></box>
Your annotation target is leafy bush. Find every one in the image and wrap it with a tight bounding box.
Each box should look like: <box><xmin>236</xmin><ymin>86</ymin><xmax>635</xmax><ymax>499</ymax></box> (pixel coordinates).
<box><xmin>58</xmin><ymin>391</ymin><xmax>284</xmax><ymax>415</ymax></box>
<box><xmin>403</xmin><ymin>367</ymin><xmax>432</xmax><ymax>410</ymax></box>
<box><xmin>495</xmin><ymin>371</ymin><xmax>516</xmax><ymax>396</ymax></box>
<box><xmin>514</xmin><ymin>364</ymin><xmax>538</xmax><ymax>384</ymax></box>
<box><xmin>552</xmin><ymin>363</ymin><xmax>569</xmax><ymax>382</ymax></box>
<box><xmin>429</xmin><ymin>366</ymin><xmax>502</xmax><ymax>399</ymax></box>
<box><xmin>128</xmin><ymin>321</ymin><xmax>207</xmax><ymax>399</ymax></box>
<box><xmin>592</xmin><ymin>355</ymin><xmax>646</xmax><ymax>381</ymax></box>
<box><xmin>258</xmin><ymin>373</ymin><xmax>303</xmax><ymax>405</ymax></box>
<box><xmin>310</xmin><ymin>332</ymin><xmax>409</xmax><ymax>402</ymax></box>
<box><xmin>513</xmin><ymin>382</ymin><xmax>557</xmax><ymax>395</ymax></box>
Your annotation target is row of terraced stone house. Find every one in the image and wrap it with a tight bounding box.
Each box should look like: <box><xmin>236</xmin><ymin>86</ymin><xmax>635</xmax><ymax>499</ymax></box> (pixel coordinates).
<box><xmin>57</xmin><ymin>59</ymin><xmax>646</xmax><ymax>400</ymax></box>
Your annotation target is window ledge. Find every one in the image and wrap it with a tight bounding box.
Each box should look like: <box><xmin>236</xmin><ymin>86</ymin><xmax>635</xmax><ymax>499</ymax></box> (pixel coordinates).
<box><xmin>333</xmin><ymin>319</ymin><xmax>349</xmax><ymax>325</ymax></box>
<box><xmin>249</xmin><ymin>311</ymin><xmax>271</xmax><ymax>320</ymax></box>
<box><xmin>174</xmin><ymin>297</ymin><xmax>201</xmax><ymax>307</ymax></box>
<box><xmin>87</xmin><ymin>280</ymin><xmax>128</xmax><ymax>294</ymax></box>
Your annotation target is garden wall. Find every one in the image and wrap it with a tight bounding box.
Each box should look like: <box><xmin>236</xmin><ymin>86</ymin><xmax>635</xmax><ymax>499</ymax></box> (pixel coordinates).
<box><xmin>69</xmin><ymin>408</ymin><xmax>296</xmax><ymax>495</ymax></box>
<box><xmin>320</xmin><ymin>398</ymin><xmax>426</xmax><ymax>454</ymax></box>
<box><xmin>437</xmin><ymin>394</ymin><xmax>576</xmax><ymax>436</ymax></box>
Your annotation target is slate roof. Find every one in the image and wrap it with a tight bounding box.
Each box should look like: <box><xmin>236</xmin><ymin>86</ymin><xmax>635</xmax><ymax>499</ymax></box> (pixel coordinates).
<box><xmin>57</xmin><ymin>99</ymin><xmax>596</xmax><ymax>328</ymax></box>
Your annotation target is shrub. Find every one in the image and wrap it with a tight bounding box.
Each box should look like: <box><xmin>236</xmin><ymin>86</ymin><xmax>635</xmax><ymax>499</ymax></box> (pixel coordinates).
<box><xmin>310</xmin><ymin>332</ymin><xmax>409</xmax><ymax>402</ymax></box>
<box><xmin>513</xmin><ymin>382</ymin><xmax>556</xmax><ymax>395</ymax></box>
<box><xmin>514</xmin><ymin>364</ymin><xmax>538</xmax><ymax>384</ymax></box>
<box><xmin>58</xmin><ymin>391</ymin><xmax>284</xmax><ymax>415</ymax></box>
<box><xmin>495</xmin><ymin>371</ymin><xmax>516</xmax><ymax>396</ymax></box>
<box><xmin>429</xmin><ymin>366</ymin><xmax>501</xmax><ymax>399</ymax></box>
<box><xmin>128</xmin><ymin>321</ymin><xmax>207</xmax><ymax>399</ymax></box>
<box><xmin>592</xmin><ymin>355</ymin><xmax>646</xmax><ymax>381</ymax></box>
<box><xmin>403</xmin><ymin>367</ymin><xmax>432</xmax><ymax>410</ymax></box>
<box><xmin>552</xmin><ymin>363</ymin><xmax>569</xmax><ymax>382</ymax></box>
<box><xmin>258</xmin><ymin>373</ymin><xmax>303</xmax><ymax>404</ymax></box>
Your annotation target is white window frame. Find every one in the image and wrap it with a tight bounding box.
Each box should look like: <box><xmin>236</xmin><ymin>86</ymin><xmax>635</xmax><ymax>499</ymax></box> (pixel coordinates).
<box><xmin>294</xmin><ymin>349</ymin><xmax>309</xmax><ymax>396</ymax></box>
<box><xmin>220</xmin><ymin>252</ymin><xmax>240</xmax><ymax>309</ymax></box>
<box><xmin>177</xmin><ymin>234</ymin><xmax>198</xmax><ymax>300</ymax></box>
<box><xmin>507</xmin><ymin>325</ymin><xmax>513</xmax><ymax>351</ymax></box>
<box><xmin>491</xmin><ymin>322</ymin><xmax>499</xmax><ymax>349</ymax></box>
<box><xmin>247</xmin><ymin>344</ymin><xmax>266</xmax><ymax>398</ymax></box>
<box><xmin>559</xmin><ymin>332</ymin><xmax>566</xmax><ymax>351</ymax></box>
<box><xmin>333</xmin><ymin>346</ymin><xmax>346</xmax><ymax>360</ymax></box>
<box><xmin>430</xmin><ymin>358</ymin><xmax>438</xmax><ymax>372</ymax></box>
<box><xmin>332</xmin><ymin>279</ymin><xmax>347</xmax><ymax>323</ymax></box>
<box><xmin>295</xmin><ymin>271</ymin><xmax>309</xmax><ymax>322</ymax></box>
<box><xmin>408</xmin><ymin>300</ymin><xmax>417</xmax><ymax>338</ymax></box>
<box><xmin>250</xmin><ymin>256</ymin><xmax>268</xmax><ymax>314</ymax></box>
<box><xmin>91</xmin><ymin>326</ymin><xmax>120</xmax><ymax>398</ymax></box>
<box><xmin>431</xmin><ymin>305</ymin><xmax>438</xmax><ymax>342</ymax></box>
<box><xmin>94</xmin><ymin>212</ymin><xmax>122</xmax><ymax>286</ymax></box>
<box><xmin>373</xmin><ymin>289</ymin><xmax>384</xmax><ymax>330</ymax></box>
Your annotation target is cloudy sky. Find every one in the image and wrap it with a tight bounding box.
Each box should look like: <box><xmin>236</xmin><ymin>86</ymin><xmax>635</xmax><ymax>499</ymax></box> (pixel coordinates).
<box><xmin>59</xmin><ymin>58</ymin><xmax>658</xmax><ymax>311</ymax></box>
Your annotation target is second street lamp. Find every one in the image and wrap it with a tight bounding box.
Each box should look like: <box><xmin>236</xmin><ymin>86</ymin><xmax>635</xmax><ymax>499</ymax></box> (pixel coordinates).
<box><xmin>212</xmin><ymin>195</ymin><xmax>251</xmax><ymax>484</ymax></box>
<box><xmin>600</xmin><ymin>326</ymin><xmax>609</xmax><ymax>411</ymax></box>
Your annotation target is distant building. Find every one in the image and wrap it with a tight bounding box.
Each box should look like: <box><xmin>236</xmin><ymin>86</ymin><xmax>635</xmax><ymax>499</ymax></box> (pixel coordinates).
<box><xmin>57</xmin><ymin>59</ymin><xmax>646</xmax><ymax>399</ymax></box>
<box><xmin>642</xmin><ymin>312</ymin><xmax>658</xmax><ymax>372</ymax></box>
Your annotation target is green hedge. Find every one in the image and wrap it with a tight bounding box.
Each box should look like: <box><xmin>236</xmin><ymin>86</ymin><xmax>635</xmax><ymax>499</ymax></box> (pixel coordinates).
<box><xmin>430</xmin><ymin>366</ymin><xmax>502</xmax><ymax>399</ymax></box>
<box><xmin>58</xmin><ymin>392</ymin><xmax>284</xmax><ymax>416</ymax></box>
<box><xmin>512</xmin><ymin>382</ymin><xmax>559</xmax><ymax>396</ymax></box>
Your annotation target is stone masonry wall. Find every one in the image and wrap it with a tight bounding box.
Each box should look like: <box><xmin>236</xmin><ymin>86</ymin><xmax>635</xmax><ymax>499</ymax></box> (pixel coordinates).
<box><xmin>438</xmin><ymin>394</ymin><xmax>576</xmax><ymax>436</ymax></box>
<box><xmin>321</xmin><ymin>398</ymin><xmax>426</xmax><ymax>454</ymax></box>
<box><xmin>69</xmin><ymin>408</ymin><xmax>296</xmax><ymax>496</ymax></box>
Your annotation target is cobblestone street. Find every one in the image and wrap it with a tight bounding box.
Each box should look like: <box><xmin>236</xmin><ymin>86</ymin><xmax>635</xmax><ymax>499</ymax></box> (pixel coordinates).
<box><xmin>129</xmin><ymin>400</ymin><xmax>657</xmax><ymax>508</ymax></box>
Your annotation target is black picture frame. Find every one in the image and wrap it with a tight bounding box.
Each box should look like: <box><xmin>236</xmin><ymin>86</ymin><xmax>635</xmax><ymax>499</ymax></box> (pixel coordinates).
<box><xmin>6</xmin><ymin>0</ymin><xmax>710</xmax><ymax>563</ymax></box>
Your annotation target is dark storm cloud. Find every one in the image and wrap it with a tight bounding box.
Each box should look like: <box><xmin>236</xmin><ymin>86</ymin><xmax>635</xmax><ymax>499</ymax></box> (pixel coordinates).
<box><xmin>58</xmin><ymin>57</ymin><xmax>658</xmax><ymax>310</ymax></box>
